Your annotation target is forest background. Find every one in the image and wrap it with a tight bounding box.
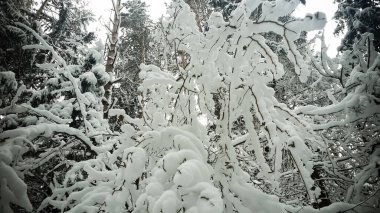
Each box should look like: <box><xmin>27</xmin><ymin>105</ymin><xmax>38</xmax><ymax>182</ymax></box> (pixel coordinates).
<box><xmin>0</xmin><ymin>0</ymin><xmax>379</xmax><ymax>212</ymax></box>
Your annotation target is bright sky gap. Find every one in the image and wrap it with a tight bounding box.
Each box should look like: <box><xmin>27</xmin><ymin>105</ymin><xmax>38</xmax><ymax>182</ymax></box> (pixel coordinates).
<box><xmin>89</xmin><ymin>0</ymin><xmax>340</xmax><ymax>56</ymax></box>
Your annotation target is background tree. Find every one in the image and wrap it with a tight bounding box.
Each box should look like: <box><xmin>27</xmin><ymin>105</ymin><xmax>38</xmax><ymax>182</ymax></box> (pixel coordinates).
<box><xmin>113</xmin><ymin>0</ymin><xmax>153</xmax><ymax>119</ymax></box>
<box><xmin>334</xmin><ymin>0</ymin><xmax>380</xmax><ymax>51</ymax></box>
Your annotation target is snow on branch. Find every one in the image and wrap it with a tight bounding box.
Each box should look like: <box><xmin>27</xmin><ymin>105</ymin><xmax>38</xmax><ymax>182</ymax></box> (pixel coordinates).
<box><xmin>136</xmin><ymin>0</ymin><xmax>332</xmax><ymax>209</ymax></box>
<box><xmin>0</xmin><ymin>104</ymin><xmax>72</xmax><ymax>124</ymax></box>
<box><xmin>0</xmin><ymin>123</ymin><xmax>99</xmax><ymax>155</ymax></box>
<box><xmin>15</xmin><ymin>22</ymin><xmax>92</xmax><ymax>134</ymax></box>
<box><xmin>0</xmin><ymin>161</ymin><xmax>33</xmax><ymax>212</ymax></box>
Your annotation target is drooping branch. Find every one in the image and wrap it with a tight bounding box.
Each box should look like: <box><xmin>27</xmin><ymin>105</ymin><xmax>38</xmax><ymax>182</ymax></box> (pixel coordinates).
<box><xmin>15</xmin><ymin>22</ymin><xmax>92</xmax><ymax>134</ymax></box>
<box><xmin>0</xmin><ymin>123</ymin><xmax>99</xmax><ymax>155</ymax></box>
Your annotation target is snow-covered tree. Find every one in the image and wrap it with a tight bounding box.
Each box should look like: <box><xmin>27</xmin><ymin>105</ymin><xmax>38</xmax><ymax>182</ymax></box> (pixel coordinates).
<box><xmin>0</xmin><ymin>22</ymin><xmax>110</xmax><ymax>211</ymax></box>
<box><xmin>1</xmin><ymin>0</ymin><xmax>379</xmax><ymax>212</ymax></box>
<box><xmin>137</xmin><ymin>0</ymin><xmax>379</xmax><ymax>211</ymax></box>
<box><xmin>295</xmin><ymin>31</ymin><xmax>380</xmax><ymax>207</ymax></box>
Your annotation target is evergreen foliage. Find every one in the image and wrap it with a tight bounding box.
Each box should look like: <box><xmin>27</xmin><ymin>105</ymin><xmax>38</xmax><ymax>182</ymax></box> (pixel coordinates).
<box><xmin>334</xmin><ymin>0</ymin><xmax>380</xmax><ymax>51</ymax></box>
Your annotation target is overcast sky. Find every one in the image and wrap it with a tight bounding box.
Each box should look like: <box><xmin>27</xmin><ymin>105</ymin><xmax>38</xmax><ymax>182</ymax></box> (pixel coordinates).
<box><xmin>88</xmin><ymin>0</ymin><xmax>341</xmax><ymax>56</ymax></box>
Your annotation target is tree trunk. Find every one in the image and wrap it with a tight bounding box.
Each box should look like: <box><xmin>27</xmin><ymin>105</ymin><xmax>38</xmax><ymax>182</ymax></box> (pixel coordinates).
<box><xmin>104</xmin><ymin>0</ymin><xmax>122</xmax><ymax>118</ymax></box>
